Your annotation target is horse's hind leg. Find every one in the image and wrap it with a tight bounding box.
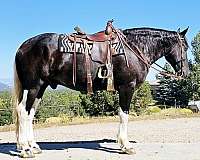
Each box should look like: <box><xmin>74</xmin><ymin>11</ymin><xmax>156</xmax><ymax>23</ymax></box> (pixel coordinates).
<box><xmin>16</xmin><ymin>84</ymin><xmax>47</xmax><ymax>158</ymax></box>
<box><xmin>117</xmin><ymin>83</ymin><xmax>135</xmax><ymax>154</ymax></box>
<box><xmin>16</xmin><ymin>89</ymin><xmax>37</xmax><ymax>158</ymax></box>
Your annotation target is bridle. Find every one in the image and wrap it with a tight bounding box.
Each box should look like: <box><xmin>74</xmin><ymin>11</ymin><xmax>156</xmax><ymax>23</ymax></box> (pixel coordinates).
<box><xmin>175</xmin><ymin>33</ymin><xmax>186</xmax><ymax>77</ymax></box>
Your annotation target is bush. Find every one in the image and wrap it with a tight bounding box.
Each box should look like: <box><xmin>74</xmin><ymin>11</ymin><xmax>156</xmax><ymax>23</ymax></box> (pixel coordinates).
<box><xmin>160</xmin><ymin>108</ymin><xmax>193</xmax><ymax>116</ymax></box>
<box><xmin>145</xmin><ymin>106</ymin><xmax>161</xmax><ymax>115</ymax></box>
<box><xmin>179</xmin><ymin>108</ymin><xmax>193</xmax><ymax>115</ymax></box>
<box><xmin>0</xmin><ymin>91</ymin><xmax>12</xmax><ymax>126</ymax></box>
<box><xmin>45</xmin><ymin>117</ymin><xmax>63</xmax><ymax>124</ymax></box>
<box><xmin>80</xmin><ymin>91</ymin><xmax>119</xmax><ymax>116</ymax></box>
<box><xmin>45</xmin><ymin>114</ymin><xmax>72</xmax><ymax>124</ymax></box>
<box><xmin>35</xmin><ymin>90</ymin><xmax>83</xmax><ymax>121</ymax></box>
<box><xmin>0</xmin><ymin>109</ymin><xmax>12</xmax><ymax>125</ymax></box>
<box><xmin>131</xmin><ymin>82</ymin><xmax>154</xmax><ymax>114</ymax></box>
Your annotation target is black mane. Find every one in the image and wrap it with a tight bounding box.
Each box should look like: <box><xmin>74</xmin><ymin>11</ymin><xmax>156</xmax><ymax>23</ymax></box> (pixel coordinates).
<box><xmin>123</xmin><ymin>27</ymin><xmax>180</xmax><ymax>63</ymax></box>
<box><xmin>123</xmin><ymin>27</ymin><xmax>177</xmax><ymax>34</ymax></box>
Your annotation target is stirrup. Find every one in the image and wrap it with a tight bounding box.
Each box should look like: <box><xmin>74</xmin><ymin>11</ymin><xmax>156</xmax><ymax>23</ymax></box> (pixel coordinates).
<box><xmin>98</xmin><ymin>64</ymin><xmax>113</xmax><ymax>79</ymax></box>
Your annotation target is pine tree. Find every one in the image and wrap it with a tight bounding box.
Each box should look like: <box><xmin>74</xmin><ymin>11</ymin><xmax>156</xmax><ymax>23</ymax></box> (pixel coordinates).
<box><xmin>191</xmin><ymin>32</ymin><xmax>200</xmax><ymax>63</ymax></box>
<box><xmin>187</xmin><ymin>32</ymin><xmax>200</xmax><ymax>100</ymax></box>
<box><xmin>155</xmin><ymin>63</ymin><xmax>189</xmax><ymax>107</ymax></box>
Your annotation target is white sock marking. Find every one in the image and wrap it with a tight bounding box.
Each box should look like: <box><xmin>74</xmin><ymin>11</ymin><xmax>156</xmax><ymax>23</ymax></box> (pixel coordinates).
<box><xmin>27</xmin><ymin>98</ymin><xmax>41</xmax><ymax>147</ymax></box>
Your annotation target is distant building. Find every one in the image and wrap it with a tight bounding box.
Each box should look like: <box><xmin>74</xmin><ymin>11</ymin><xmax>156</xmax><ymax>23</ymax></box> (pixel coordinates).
<box><xmin>188</xmin><ymin>100</ymin><xmax>200</xmax><ymax>112</ymax></box>
<box><xmin>149</xmin><ymin>80</ymin><xmax>160</xmax><ymax>98</ymax></box>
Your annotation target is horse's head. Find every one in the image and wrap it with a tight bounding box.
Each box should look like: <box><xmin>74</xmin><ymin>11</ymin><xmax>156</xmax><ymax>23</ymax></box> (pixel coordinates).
<box><xmin>164</xmin><ymin>28</ymin><xmax>189</xmax><ymax>78</ymax></box>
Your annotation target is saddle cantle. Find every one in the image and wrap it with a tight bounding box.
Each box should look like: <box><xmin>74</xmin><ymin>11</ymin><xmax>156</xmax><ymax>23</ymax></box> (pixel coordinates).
<box><xmin>87</xmin><ymin>20</ymin><xmax>115</xmax><ymax>42</ymax></box>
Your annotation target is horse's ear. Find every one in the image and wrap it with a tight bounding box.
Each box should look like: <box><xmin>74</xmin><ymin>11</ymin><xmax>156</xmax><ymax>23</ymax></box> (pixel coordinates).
<box><xmin>177</xmin><ymin>28</ymin><xmax>181</xmax><ymax>33</ymax></box>
<box><xmin>180</xmin><ymin>27</ymin><xmax>189</xmax><ymax>36</ymax></box>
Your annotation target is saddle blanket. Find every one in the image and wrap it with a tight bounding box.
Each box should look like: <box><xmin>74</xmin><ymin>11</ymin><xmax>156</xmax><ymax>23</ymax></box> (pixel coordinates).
<box><xmin>58</xmin><ymin>34</ymin><xmax>125</xmax><ymax>55</ymax></box>
<box><xmin>58</xmin><ymin>34</ymin><xmax>93</xmax><ymax>53</ymax></box>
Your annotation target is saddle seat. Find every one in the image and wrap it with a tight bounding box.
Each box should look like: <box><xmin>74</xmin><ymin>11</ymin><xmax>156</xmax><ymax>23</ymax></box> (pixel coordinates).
<box><xmin>69</xmin><ymin>30</ymin><xmax>117</xmax><ymax>43</ymax></box>
<box><xmin>70</xmin><ymin>20</ymin><xmax>116</xmax><ymax>42</ymax></box>
<box><xmin>87</xmin><ymin>31</ymin><xmax>113</xmax><ymax>42</ymax></box>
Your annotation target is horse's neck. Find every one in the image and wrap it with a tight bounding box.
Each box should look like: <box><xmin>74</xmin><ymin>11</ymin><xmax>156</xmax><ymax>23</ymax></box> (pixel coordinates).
<box><xmin>123</xmin><ymin>28</ymin><xmax>176</xmax><ymax>65</ymax></box>
<box><xmin>141</xmin><ymin>43</ymin><xmax>165</xmax><ymax>65</ymax></box>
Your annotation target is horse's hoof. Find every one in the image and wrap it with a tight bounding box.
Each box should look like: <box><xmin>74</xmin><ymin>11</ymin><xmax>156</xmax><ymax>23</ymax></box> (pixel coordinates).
<box><xmin>20</xmin><ymin>149</ymin><xmax>35</xmax><ymax>158</ymax></box>
<box><xmin>32</xmin><ymin>147</ymin><xmax>42</xmax><ymax>154</ymax></box>
<box><xmin>122</xmin><ymin>147</ymin><xmax>136</xmax><ymax>155</ymax></box>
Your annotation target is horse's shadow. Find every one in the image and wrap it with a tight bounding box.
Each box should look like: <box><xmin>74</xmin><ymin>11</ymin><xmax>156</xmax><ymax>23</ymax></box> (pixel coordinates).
<box><xmin>0</xmin><ymin>139</ymin><xmax>137</xmax><ymax>156</ymax></box>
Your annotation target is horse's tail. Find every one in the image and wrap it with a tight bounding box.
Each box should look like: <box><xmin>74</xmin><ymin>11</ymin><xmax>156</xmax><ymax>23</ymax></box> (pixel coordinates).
<box><xmin>13</xmin><ymin>57</ymin><xmax>23</xmax><ymax>143</ymax></box>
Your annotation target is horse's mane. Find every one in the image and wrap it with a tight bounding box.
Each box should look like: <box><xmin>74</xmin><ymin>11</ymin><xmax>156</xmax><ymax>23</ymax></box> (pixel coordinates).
<box><xmin>123</xmin><ymin>27</ymin><xmax>177</xmax><ymax>37</ymax></box>
<box><xmin>122</xmin><ymin>27</ymin><xmax>181</xmax><ymax>62</ymax></box>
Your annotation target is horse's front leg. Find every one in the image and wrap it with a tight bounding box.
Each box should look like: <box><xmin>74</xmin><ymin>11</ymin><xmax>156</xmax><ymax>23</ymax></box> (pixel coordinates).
<box><xmin>117</xmin><ymin>82</ymin><xmax>135</xmax><ymax>154</ymax></box>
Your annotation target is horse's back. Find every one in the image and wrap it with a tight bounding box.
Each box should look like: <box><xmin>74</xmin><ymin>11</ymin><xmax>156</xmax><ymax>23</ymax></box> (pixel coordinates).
<box><xmin>17</xmin><ymin>33</ymin><xmax>58</xmax><ymax>54</ymax></box>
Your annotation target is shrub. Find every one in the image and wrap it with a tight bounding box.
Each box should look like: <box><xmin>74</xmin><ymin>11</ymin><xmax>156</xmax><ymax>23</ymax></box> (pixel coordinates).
<box><xmin>0</xmin><ymin>109</ymin><xmax>12</xmax><ymax>125</ymax></box>
<box><xmin>0</xmin><ymin>91</ymin><xmax>12</xmax><ymax>126</ymax></box>
<box><xmin>160</xmin><ymin>108</ymin><xmax>193</xmax><ymax>116</ymax></box>
<box><xmin>35</xmin><ymin>90</ymin><xmax>83</xmax><ymax>121</ymax></box>
<box><xmin>144</xmin><ymin>106</ymin><xmax>161</xmax><ymax>115</ymax></box>
<box><xmin>179</xmin><ymin>108</ymin><xmax>193</xmax><ymax>115</ymax></box>
<box><xmin>80</xmin><ymin>91</ymin><xmax>119</xmax><ymax>116</ymax></box>
<box><xmin>131</xmin><ymin>82</ymin><xmax>154</xmax><ymax>114</ymax></box>
<box><xmin>45</xmin><ymin>117</ymin><xmax>62</xmax><ymax>124</ymax></box>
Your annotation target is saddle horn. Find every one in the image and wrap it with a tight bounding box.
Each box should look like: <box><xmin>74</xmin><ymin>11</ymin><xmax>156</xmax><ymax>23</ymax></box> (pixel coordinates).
<box><xmin>105</xmin><ymin>19</ymin><xmax>114</xmax><ymax>35</ymax></box>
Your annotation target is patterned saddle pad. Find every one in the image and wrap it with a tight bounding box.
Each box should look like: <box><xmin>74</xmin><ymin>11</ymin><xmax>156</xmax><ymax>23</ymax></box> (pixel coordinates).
<box><xmin>58</xmin><ymin>34</ymin><xmax>126</xmax><ymax>66</ymax></box>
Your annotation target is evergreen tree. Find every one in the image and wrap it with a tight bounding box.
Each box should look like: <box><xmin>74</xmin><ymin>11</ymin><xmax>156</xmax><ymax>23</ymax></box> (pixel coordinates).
<box><xmin>191</xmin><ymin>32</ymin><xmax>200</xmax><ymax>63</ymax></box>
<box><xmin>131</xmin><ymin>81</ymin><xmax>153</xmax><ymax>114</ymax></box>
<box><xmin>186</xmin><ymin>32</ymin><xmax>200</xmax><ymax>101</ymax></box>
<box><xmin>155</xmin><ymin>63</ymin><xmax>189</xmax><ymax>107</ymax></box>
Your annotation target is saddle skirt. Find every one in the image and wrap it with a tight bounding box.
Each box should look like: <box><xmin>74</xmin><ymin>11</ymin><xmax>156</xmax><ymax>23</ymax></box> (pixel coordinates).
<box><xmin>58</xmin><ymin>32</ymin><xmax>125</xmax><ymax>64</ymax></box>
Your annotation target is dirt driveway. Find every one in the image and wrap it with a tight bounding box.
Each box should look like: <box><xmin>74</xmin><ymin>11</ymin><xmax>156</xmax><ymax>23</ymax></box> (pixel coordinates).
<box><xmin>0</xmin><ymin>117</ymin><xmax>200</xmax><ymax>160</ymax></box>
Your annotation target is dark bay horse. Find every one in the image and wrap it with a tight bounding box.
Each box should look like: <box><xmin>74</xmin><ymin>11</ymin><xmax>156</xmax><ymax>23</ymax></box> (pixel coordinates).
<box><xmin>13</xmin><ymin>26</ymin><xmax>189</xmax><ymax>157</ymax></box>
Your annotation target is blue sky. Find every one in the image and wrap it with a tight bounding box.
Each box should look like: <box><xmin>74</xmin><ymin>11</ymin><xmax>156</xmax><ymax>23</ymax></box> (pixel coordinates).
<box><xmin>0</xmin><ymin>0</ymin><xmax>200</xmax><ymax>81</ymax></box>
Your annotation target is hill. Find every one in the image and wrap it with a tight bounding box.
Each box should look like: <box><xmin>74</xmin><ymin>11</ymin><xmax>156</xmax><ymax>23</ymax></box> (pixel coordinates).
<box><xmin>0</xmin><ymin>82</ymin><xmax>10</xmax><ymax>91</ymax></box>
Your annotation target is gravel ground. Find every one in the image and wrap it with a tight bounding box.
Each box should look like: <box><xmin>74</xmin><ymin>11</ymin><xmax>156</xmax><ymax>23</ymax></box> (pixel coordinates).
<box><xmin>0</xmin><ymin>117</ymin><xmax>200</xmax><ymax>159</ymax></box>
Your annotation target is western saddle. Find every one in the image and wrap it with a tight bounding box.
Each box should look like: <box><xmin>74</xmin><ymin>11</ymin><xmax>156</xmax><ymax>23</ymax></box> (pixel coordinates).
<box><xmin>67</xmin><ymin>20</ymin><xmax>121</xmax><ymax>94</ymax></box>
<box><xmin>68</xmin><ymin>20</ymin><xmax>117</xmax><ymax>43</ymax></box>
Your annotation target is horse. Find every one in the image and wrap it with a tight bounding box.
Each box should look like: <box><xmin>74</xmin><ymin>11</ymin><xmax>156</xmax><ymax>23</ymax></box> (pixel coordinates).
<box><xmin>13</xmin><ymin>24</ymin><xmax>189</xmax><ymax>157</ymax></box>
